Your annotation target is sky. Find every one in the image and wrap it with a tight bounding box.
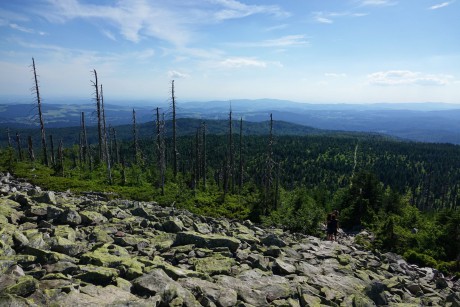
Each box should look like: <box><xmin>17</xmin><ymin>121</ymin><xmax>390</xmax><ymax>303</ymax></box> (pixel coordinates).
<box><xmin>0</xmin><ymin>0</ymin><xmax>459</xmax><ymax>104</ymax></box>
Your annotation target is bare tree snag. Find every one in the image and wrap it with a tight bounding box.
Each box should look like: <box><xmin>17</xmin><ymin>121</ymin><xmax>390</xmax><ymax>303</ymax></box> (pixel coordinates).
<box><xmin>156</xmin><ymin>107</ymin><xmax>165</xmax><ymax>195</ymax></box>
<box><xmin>58</xmin><ymin>139</ymin><xmax>64</xmax><ymax>176</ymax></box>
<box><xmin>239</xmin><ymin>117</ymin><xmax>243</xmax><ymax>193</ymax></box>
<box><xmin>100</xmin><ymin>84</ymin><xmax>112</xmax><ymax>184</ymax></box>
<box><xmin>32</xmin><ymin>58</ymin><xmax>48</xmax><ymax>166</ymax></box>
<box><xmin>171</xmin><ymin>80</ymin><xmax>178</xmax><ymax>178</ymax></box>
<box><xmin>132</xmin><ymin>109</ymin><xmax>140</xmax><ymax>164</ymax></box>
<box><xmin>202</xmin><ymin>122</ymin><xmax>207</xmax><ymax>189</ymax></box>
<box><xmin>49</xmin><ymin>135</ymin><xmax>55</xmax><ymax>165</ymax></box>
<box><xmin>16</xmin><ymin>133</ymin><xmax>23</xmax><ymax>161</ymax></box>
<box><xmin>27</xmin><ymin>136</ymin><xmax>35</xmax><ymax>161</ymax></box>
<box><xmin>91</xmin><ymin>69</ymin><xmax>103</xmax><ymax>162</ymax></box>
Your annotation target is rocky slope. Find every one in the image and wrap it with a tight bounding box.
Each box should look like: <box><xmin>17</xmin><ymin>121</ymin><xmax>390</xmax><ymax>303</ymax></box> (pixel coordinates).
<box><xmin>0</xmin><ymin>172</ymin><xmax>459</xmax><ymax>306</ymax></box>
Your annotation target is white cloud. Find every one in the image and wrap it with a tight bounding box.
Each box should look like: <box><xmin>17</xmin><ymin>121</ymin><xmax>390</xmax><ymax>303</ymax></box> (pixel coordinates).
<box><xmin>38</xmin><ymin>0</ymin><xmax>289</xmax><ymax>46</ymax></box>
<box><xmin>7</xmin><ymin>22</ymin><xmax>46</xmax><ymax>35</ymax></box>
<box><xmin>316</xmin><ymin>17</ymin><xmax>333</xmax><ymax>24</ymax></box>
<box><xmin>210</xmin><ymin>0</ymin><xmax>290</xmax><ymax>21</ymax></box>
<box><xmin>219</xmin><ymin>57</ymin><xmax>267</xmax><ymax>68</ymax></box>
<box><xmin>325</xmin><ymin>73</ymin><xmax>347</xmax><ymax>78</ymax></box>
<box><xmin>429</xmin><ymin>1</ymin><xmax>454</xmax><ymax>10</ymax></box>
<box><xmin>312</xmin><ymin>11</ymin><xmax>367</xmax><ymax>24</ymax></box>
<box><xmin>265</xmin><ymin>24</ymin><xmax>288</xmax><ymax>32</ymax></box>
<box><xmin>368</xmin><ymin>70</ymin><xmax>453</xmax><ymax>86</ymax></box>
<box><xmin>228</xmin><ymin>35</ymin><xmax>308</xmax><ymax>48</ymax></box>
<box><xmin>9</xmin><ymin>23</ymin><xmax>34</xmax><ymax>33</ymax></box>
<box><xmin>168</xmin><ymin>70</ymin><xmax>189</xmax><ymax>79</ymax></box>
<box><xmin>359</xmin><ymin>0</ymin><xmax>397</xmax><ymax>6</ymax></box>
<box><xmin>101</xmin><ymin>29</ymin><xmax>117</xmax><ymax>41</ymax></box>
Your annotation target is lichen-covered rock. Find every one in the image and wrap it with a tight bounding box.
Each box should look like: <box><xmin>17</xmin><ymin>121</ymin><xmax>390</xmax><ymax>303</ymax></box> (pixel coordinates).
<box><xmin>80</xmin><ymin>210</ymin><xmax>108</xmax><ymax>225</ymax></box>
<box><xmin>179</xmin><ymin>277</ymin><xmax>238</xmax><ymax>307</ymax></box>
<box><xmin>0</xmin><ymin>174</ymin><xmax>456</xmax><ymax>307</ymax></box>
<box><xmin>163</xmin><ymin>217</ymin><xmax>184</xmax><ymax>233</ymax></box>
<box><xmin>174</xmin><ymin>231</ymin><xmax>241</xmax><ymax>252</ymax></box>
<box><xmin>57</xmin><ymin>209</ymin><xmax>81</xmax><ymax>226</ymax></box>
<box><xmin>261</xmin><ymin>234</ymin><xmax>287</xmax><ymax>248</ymax></box>
<box><xmin>192</xmin><ymin>254</ymin><xmax>236</xmax><ymax>275</ymax></box>
<box><xmin>133</xmin><ymin>269</ymin><xmax>200</xmax><ymax>306</ymax></box>
<box><xmin>0</xmin><ymin>275</ymin><xmax>39</xmax><ymax>297</ymax></box>
<box><xmin>75</xmin><ymin>265</ymin><xmax>119</xmax><ymax>286</ymax></box>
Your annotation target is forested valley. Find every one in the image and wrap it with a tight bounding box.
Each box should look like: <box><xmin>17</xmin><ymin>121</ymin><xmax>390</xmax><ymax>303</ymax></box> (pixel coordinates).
<box><xmin>1</xmin><ymin>111</ymin><xmax>459</xmax><ymax>277</ymax></box>
<box><xmin>1</xmin><ymin>64</ymin><xmax>458</xmax><ymax>278</ymax></box>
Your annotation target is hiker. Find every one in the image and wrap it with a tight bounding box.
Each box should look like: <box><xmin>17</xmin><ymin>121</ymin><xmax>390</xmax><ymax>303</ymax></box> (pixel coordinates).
<box><xmin>327</xmin><ymin>214</ymin><xmax>338</xmax><ymax>241</ymax></box>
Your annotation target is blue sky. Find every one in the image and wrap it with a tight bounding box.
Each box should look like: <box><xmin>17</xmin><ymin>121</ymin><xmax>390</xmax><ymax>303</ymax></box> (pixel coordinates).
<box><xmin>0</xmin><ymin>0</ymin><xmax>459</xmax><ymax>104</ymax></box>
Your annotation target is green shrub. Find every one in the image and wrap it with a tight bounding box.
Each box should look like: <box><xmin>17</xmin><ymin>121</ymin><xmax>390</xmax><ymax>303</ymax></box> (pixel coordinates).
<box><xmin>403</xmin><ymin>250</ymin><xmax>437</xmax><ymax>268</ymax></box>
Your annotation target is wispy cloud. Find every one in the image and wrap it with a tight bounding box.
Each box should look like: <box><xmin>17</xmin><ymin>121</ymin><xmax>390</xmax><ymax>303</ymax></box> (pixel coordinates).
<box><xmin>312</xmin><ymin>11</ymin><xmax>367</xmax><ymax>24</ymax></box>
<box><xmin>210</xmin><ymin>0</ymin><xmax>290</xmax><ymax>21</ymax></box>
<box><xmin>325</xmin><ymin>73</ymin><xmax>347</xmax><ymax>78</ymax></box>
<box><xmin>368</xmin><ymin>70</ymin><xmax>453</xmax><ymax>86</ymax></box>
<box><xmin>359</xmin><ymin>0</ymin><xmax>397</xmax><ymax>6</ymax></box>
<box><xmin>168</xmin><ymin>70</ymin><xmax>189</xmax><ymax>79</ymax></box>
<box><xmin>265</xmin><ymin>24</ymin><xmax>288</xmax><ymax>32</ymax></box>
<box><xmin>429</xmin><ymin>1</ymin><xmax>454</xmax><ymax>10</ymax></box>
<box><xmin>37</xmin><ymin>0</ymin><xmax>289</xmax><ymax>46</ymax></box>
<box><xmin>218</xmin><ymin>57</ymin><xmax>267</xmax><ymax>68</ymax></box>
<box><xmin>228</xmin><ymin>35</ymin><xmax>308</xmax><ymax>48</ymax></box>
<box><xmin>101</xmin><ymin>29</ymin><xmax>116</xmax><ymax>41</ymax></box>
<box><xmin>9</xmin><ymin>23</ymin><xmax>34</xmax><ymax>33</ymax></box>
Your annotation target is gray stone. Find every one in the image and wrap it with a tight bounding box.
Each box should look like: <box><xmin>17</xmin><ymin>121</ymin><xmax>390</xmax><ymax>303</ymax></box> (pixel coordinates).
<box><xmin>163</xmin><ymin>217</ymin><xmax>184</xmax><ymax>233</ymax></box>
<box><xmin>179</xmin><ymin>277</ymin><xmax>238</xmax><ymax>307</ymax></box>
<box><xmin>261</xmin><ymin>234</ymin><xmax>286</xmax><ymax>248</ymax></box>
<box><xmin>174</xmin><ymin>231</ymin><xmax>240</xmax><ymax>252</ymax></box>
<box><xmin>57</xmin><ymin>209</ymin><xmax>81</xmax><ymax>226</ymax></box>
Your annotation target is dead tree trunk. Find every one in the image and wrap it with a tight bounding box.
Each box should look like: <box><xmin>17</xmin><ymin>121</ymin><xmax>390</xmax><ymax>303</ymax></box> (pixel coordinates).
<box><xmin>171</xmin><ymin>80</ymin><xmax>178</xmax><ymax>178</ymax></box>
<box><xmin>264</xmin><ymin>113</ymin><xmax>275</xmax><ymax>213</ymax></box>
<box><xmin>111</xmin><ymin>127</ymin><xmax>120</xmax><ymax>165</ymax></box>
<box><xmin>92</xmin><ymin>69</ymin><xmax>103</xmax><ymax>162</ymax></box>
<box><xmin>27</xmin><ymin>136</ymin><xmax>35</xmax><ymax>162</ymax></box>
<box><xmin>229</xmin><ymin>107</ymin><xmax>234</xmax><ymax>193</ymax></box>
<box><xmin>132</xmin><ymin>109</ymin><xmax>140</xmax><ymax>164</ymax></box>
<box><xmin>239</xmin><ymin>117</ymin><xmax>243</xmax><ymax>193</ymax></box>
<box><xmin>202</xmin><ymin>122</ymin><xmax>206</xmax><ymax>189</ymax></box>
<box><xmin>156</xmin><ymin>108</ymin><xmax>166</xmax><ymax>195</ymax></box>
<box><xmin>100</xmin><ymin>84</ymin><xmax>112</xmax><ymax>184</ymax></box>
<box><xmin>49</xmin><ymin>135</ymin><xmax>55</xmax><ymax>165</ymax></box>
<box><xmin>32</xmin><ymin>58</ymin><xmax>48</xmax><ymax>166</ymax></box>
<box><xmin>16</xmin><ymin>133</ymin><xmax>23</xmax><ymax>161</ymax></box>
<box><xmin>57</xmin><ymin>139</ymin><xmax>64</xmax><ymax>176</ymax></box>
<box><xmin>81</xmin><ymin>112</ymin><xmax>90</xmax><ymax>165</ymax></box>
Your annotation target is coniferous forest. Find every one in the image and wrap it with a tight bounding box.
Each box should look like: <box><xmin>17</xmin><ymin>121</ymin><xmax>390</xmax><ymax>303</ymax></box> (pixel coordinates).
<box><xmin>1</xmin><ymin>67</ymin><xmax>459</xmax><ymax>277</ymax></box>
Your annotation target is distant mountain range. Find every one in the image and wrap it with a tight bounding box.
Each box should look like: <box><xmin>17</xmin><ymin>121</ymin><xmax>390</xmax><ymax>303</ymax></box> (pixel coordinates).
<box><xmin>1</xmin><ymin>99</ymin><xmax>460</xmax><ymax>144</ymax></box>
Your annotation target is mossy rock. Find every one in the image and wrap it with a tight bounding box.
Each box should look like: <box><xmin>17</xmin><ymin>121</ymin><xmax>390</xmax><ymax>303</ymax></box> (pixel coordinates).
<box><xmin>80</xmin><ymin>211</ymin><xmax>108</xmax><ymax>225</ymax></box>
<box><xmin>149</xmin><ymin>232</ymin><xmax>175</xmax><ymax>252</ymax></box>
<box><xmin>22</xmin><ymin>246</ymin><xmax>77</xmax><ymax>264</ymax></box>
<box><xmin>2</xmin><ymin>275</ymin><xmax>39</xmax><ymax>297</ymax></box>
<box><xmin>89</xmin><ymin>226</ymin><xmax>114</xmax><ymax>244</ymax></box>
<box><xmin>80</xmin><ymin>244</ymin><xmax>145</xmax><ymax>280</ymax></box>
<box><xmin>144</xmin><ymin>256</ymin><xmax>210</xmax><ymax>281</ymax></box>
<box><xmin>75</xmin><ymin>265</ymin><xmax>119</xmax><ymax>286</ymax></box>
<box><xmin>50</xmin><ymin>236</ymin><xmax>85</xmax><ymax>257</ymax></box>
<box><xmin>113</xmin><ymin>235</ymin><xmax>147</xmax><ymax>247</ymax></box>
<box><xmin>0</xmin><ymin>294</ymin><xmax>32</xmax><ymax>306</ymax></box>
<box><xmin>53</xmin><ymin>226</ymin><xmax>76</xmax><ymax>242</ymax></box>
<box><xmin>191</xmin><ymin>254</ymin><xmax>236</xmax><ymax>275</ymax></box>
<box><xmin>337</xmin><ymin>254</ymin><xmax>351</xmax><ymax>265</ymax></box>
<box><xmin>174</xmin><ymin>231</ymin><xmax>241</xmax><ymax>252</ymax></box>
